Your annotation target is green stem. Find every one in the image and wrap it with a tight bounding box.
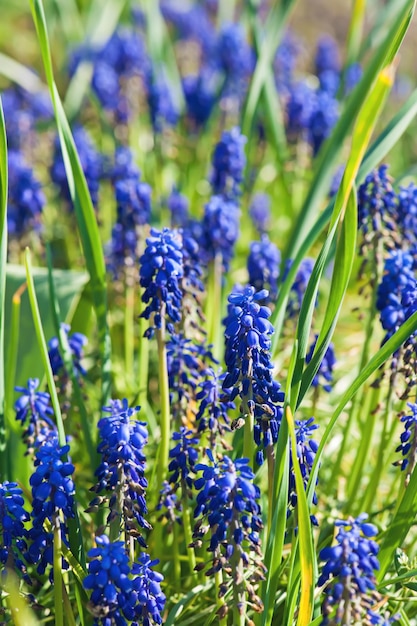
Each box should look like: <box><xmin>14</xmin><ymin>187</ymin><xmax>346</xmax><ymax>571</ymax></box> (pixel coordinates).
<box><xmin>231</xmin><ymin>520</ymin><xmax>246</xmax><ymax>626</ymax></box>
<box><xmin>53</xmin><ymin>514</ymin><xmax>64</xmax><ymax>626</ymax></box>
<box><xmin>214</xmin><ymin>569</ymin><xmax>228</xmax><ymax>626</ymax></box>
<box><xmin>345</xmin><ymin>0</ymin><xmax>367</xmax><ymax>69</ymax></box>
<box><xmin>156</xmin><ymin>312</ymin><xmax>171</xmax><ymax>491</ymax></box>
<box><xmin>62</xmin><ymin>583</ymin><xmax>77</xmax><ymax>626</ymax></box>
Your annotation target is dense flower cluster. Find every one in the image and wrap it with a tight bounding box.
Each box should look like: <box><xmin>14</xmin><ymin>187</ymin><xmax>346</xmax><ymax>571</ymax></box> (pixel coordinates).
<box><xmin>50</xmin><ymin>126</ymin><xmax>105</xmax><ymax>209</ymax></box>
<box><xmin>2</xmin><ymin>85</ymin><xmax>52</xmax><ymax>150</ymax></box>
<box><xmin>0</xmin><ymin>482</ymin><xmax>30</xmax><ymax>582</ymax></box>
<box><xmin>84</xmin><ymin>536</ymin><xmax>165</xmax><ymax>626</ymax></box>
<box><xmin>168</xmin><ymin>427</ymin><xmax>199</xmax><ymax>494</ymax></box>
<box><xmin>139</xmin><ymin>228</ymin><xmax>184</xmax><ymax>338</ymax></box>
<box><xmin>247</xmin><ymin>236</ymin><xmax>281</xmax><ymax>302</ymax></box>
<box><xmin>7</xmin><ymin>150</ymin><xmax>45</xmax><ymax>239</ymax></box>
<box><xmin>223</xmin><ymin>286</ymin><xmax>284</xmax><ymax>463</ymax></box>
<box><xmin>306</xmin><ymin>335</ymin><xmax>336</xmax><ymax>392</ymax></box>
<box><xmin>196</xmin><ymin>367</ymin><xmax>233</xmax><ymax>443</ymax></box>
<box><xmin>89</xmin><ymin>400</ymin><xmax>150</xmax><ymax>544</ymax></box>
<box><xmin>192</xmin><ymin>451</ymin><xmax>265</xmax><ymax>614</ymax></box>
<box><xmin>210</xmin><ymin>127</ymin><xmax>246</xmax><ymax>200</ymax></box>
<box><xmin>249</xmin><ymin>192</ymin><xmax>271</xmax><ymax>234</ymax></box>
<box><xmin>146</xmin><ymin>67</ymin><xmax>179</xmax><ymax>132</ymax></box>
<box><xmin>14</xmin><ymin>378</ymin><xmax>55</xmax><ymax>451</ymax></box>
<box><xmin>357</xmin><ymin>165</ymin><xmax>397</xmax><ymax>252</ymax></box>
<box><xmin>200</xmin><ymin>195</ymin><xmax>240</xmax><ymax>271</ymax></box>
<box><xmin>318</xmin><ymin>514</ymin><xmax>380</xmax><ymax>625</ymax></box>
<box><xmin>395</xmin><ymin>402</ymin><xmax>417</xmax><ymax>476</ymax></box>
<box><xmin>286</xmin><ymin>257</ymin><xmax>316</xmax><ymax>318</ymax></box>
<box><xmin>48</xmin><ymin>323</ymin><xmax>88</xmax><ymax>378</ymax></box>
<box><xmin>288</xmin><ymin>417</ymin><xmax>319</xmax><ymax>525</ymax></box>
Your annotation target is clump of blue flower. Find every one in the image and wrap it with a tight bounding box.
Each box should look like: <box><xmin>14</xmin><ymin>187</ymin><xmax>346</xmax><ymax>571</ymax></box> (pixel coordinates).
<box><xmin>14</xmin><ymin>378</ymin><xmax>55</xmax><ymax>452</ymax></box>
<box><xmin>196</xmin><ymin>367</ymin><xmax>233</xmax><ymax>445</ymax></box>
<box><xmin>318</xmin><ymin>514</ymin><xmax>380</xmax><ymax>625</ymax></box>
<box><xmin>395</xmin><ymin>402</ymin><xmax>417</xmax><ymax>477</ymax></box>
<box><xmin>306</xmin><ymin>335</ymin><xmax>336</xmax><ymax>392</ymax></box>
<box><xmin>223</xmin><ymin>286</ymin><xmax>284</xmax><ymax>461</ymax></box>
<box><xmin>192</xmin><ymin>450</ymin><xmax>265</xmax><ymax>615</ymax></box>
<box><xmin>7</xmin><ymin>150</ymin><xmax>45</xmax><ymax>241</ymax></box>
<box><xmin>288</xmin><ymin>417</ymin><xmax>319</xmax><ymax>526</ymax></box>
<box><xmin>247</xmin><ymin>236</ymin><xmax>281</xmax><ymax>303</ymax></box>
<box><xmin>90</xmin><ymin>400</ymin><xmax>150</xmax><ymax>544</ymax></box>
<box><xmin>200</xmin><ymin>195</ymin><xmax>240</xmax><ymax>272</ymax></box>
<box><xmin>249</xmin><ymin>192</ymin><xmax>271</xmax><ymax>235</ymax></box>
<box><xmin>48</xmin><ymin>323</ymin><xmax>88</xmax><ymax>378</ymax></box>
<box><xmin>84</xmin><ymin>535</ymin><xmax>165</xmax><ymax>626</ymax></box>
<box><xmin>139</xmin><ymin>227</ymin><xmax>184</xmax><ymax>338</ymax></box>
<box><xmin>0</xmin><ymin>482</ymin><xmax>30</xmax><ymax>582</ymax></box>
<box><xmin>210</xmin><ymin>127</ymin><xmax>247</xmax><ymax>200</ymax></box>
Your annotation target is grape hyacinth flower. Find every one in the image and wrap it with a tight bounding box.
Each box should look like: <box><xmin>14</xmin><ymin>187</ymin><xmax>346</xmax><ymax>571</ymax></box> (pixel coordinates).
<box><xmin>168</xmin><ymin>427</ymin><xmax>199</xmax><ymax>496</ymax></box>
<box><xmin>223</xmin><ymin>286</ymin><xmax>284</xmax><ymax>463</ymax></box>
<box><xmin>397</xmin><ymin>181</ymin><xmax>417</xmax><ymax>251</ymax></box>
<box><xmin>196</xmin><ymin>367</ymin><xmax>233</xmax><ymax>445</ymax></box>
<box><xmin>318</xmin><ymin>514</ymin><xmax>380</xmax><ymax>625</ymax></box>
<box><xmin>357</xmin><ymin>165</ymin><xmax>398</xmax><ymax>254</ymax></box>
<box><xmin>274</xmin><ymin>31</ymin><xmax>300</xmax><ymax>93</ymax></box>
<box><xmin>182</xmin><ymin>72</ymin><xmax>217</xmax><ymax>128</ymax></box>
<box><xmin>146</xmin><ymin>67</ymin><xmax>178</xmax><ymax>133</ymax></box>
<box><xmin>308</xmin><ymin>90</ymin><xmax>339</xmax><ymax>156</ymax></box>
<box><xmin>210</xmin><ymin>127</ymin><xmax>247</xmax><ymax>200</ymax></box>
<box><xmin>89</xmin><ymin>400</ymin><xmax>150</xmax><ymax>544</ymax></box>
<box><xmin>84</xmin><ymin>535</ymin><xmax>165</xmax><ymax>625</ymax></box>
<box><xmin>48</xmin><ymin>323</ymin><xmax>88</xmax><ymax>378</ymax></box>
<box><xmin>139</xmin><ymin>227</ymin><xmax>184</xmax><ymax>338</ymax></box>
<box><xmin>247</xmin><ymin>236</ymin><xmax>281</xmax><ymax>303</ymax></box>
<box><xmin>288</xmin><ymin>417</ymin><xmax>319</xmax><ymax>525</ymax></box>
<box><xmin>0</xmin><ymin>482</ymin><xmax>30</xmax><ymax>582</ymax></box>
<box><xmin>306</xmin><ymin>335</ymin><xmax>336</xmax><ymax>392</ymax></box>
<box><xmin>192</xmin><ymin>451</ymin><xmax>265</xmax><ymax>618</ymax></box>
<box><xmin>7</xmin><ymin>150</ymin><xmax>45</xmax><ymax>240</ymax></box>
<box><xmin>217</xmin><ymin>24</ymin><xmax>254</xmax><ymax>103</ymax></box>
<box><xmin>287</xmin><ymin>257</ymin><xmax>316</xmax><ymax>318</ymax></box>
<box><xmin>50</xmin><ymin>126</ymin><xmax>105</xmax><ymax>209</ymax></box>
<box><xmin>14</xmin><ymin>378</ymin><xmax>55</xmax><ymax>452</ymax></box>
<box><xmin>26</xmin><ymin>431</ymin><xmax>75</xmax><ymax>578</ymax></box>
<box><xmin>395</xmin><ymin>402</ymin><xmax>417</xmax><ymax>479</ymax></box>
<box><xmin>200</xmin><ymin>195</ymin><xmax>240</xmax><ymax>272</ymax></box>
<box><xmin>249</xmin><ymin>192</ymin><xmax>271</xmax><ymax>235</ymax></box>
<box><xmin>168</xmin><ymin>187</ymin><xmax>189</xmax><ymax>228</ymax></box>
<box><xmin>315</xmin><ymin>36</ymin><xmax>341</xmax><ymax>77</ymax></box>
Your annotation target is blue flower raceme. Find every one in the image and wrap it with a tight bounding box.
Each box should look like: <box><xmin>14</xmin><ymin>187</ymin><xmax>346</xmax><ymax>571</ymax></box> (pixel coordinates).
<box><xmin>395</xmin><ymin>402</ymin><xmax>417</xmax><ymax>477</ymax></box>
<box><xmin>26</xmin><ymin>432</ymin><xmax>75</xmax><ymax>578</ymax></box>
<box><xmin>286</xmin><ymin>257</ymin><xmax>315</xmax><ymax>318</ymax></box>
<box><xmin>168</xmin><ymin>187</ymin><xmax>189</xmax><ymax>228</ymax></box>
<box><xmin>196</xmin><ymin>367</ymin><xmax>233</xmax><ymax>444</ymax></box>
<box><xmin>50</xmin><ymin>126</ymin><xmax>105</xmax><ymax>209</ymax></box>
<box><xmin>7</xmin><ymin>150</ymin><xmax>45</xmax><ymax>240</ymax></box>
<box><xmin>247</xmin><ymin>236</ymin><xmax>281</xmax><ymax>302</ymax></box>
<box><xmin>318</xmin><ymin>514</ymin><xmax>380</xmax><ymax>625</ymax></box>
<box><xmin>14</xmin><ymin>378</ymin><xmax>55</xmax><ymax>451</ymax></box>
<box><xmin>249</xmin><ymin>192</ymin><xmax>271</xmax><ymax>234</ymax></box>
<box><xmin>0</xmin><ymin>482</ymin><xmax>30</xmax><ymax>582</ymax></box>
<box><xmin>397</xmin><ymin>181</ymin><xmax>417</xmax><ymax>250</ymax></box>
<box><xmin>84</xmin><ymin>535</ymin><xmax>166</xmax><ymax>626</ymax></box>
<box><xmin>357</xmin><ymin>165</ymin><xmax>398</xmax><ymax>252</ymax></box>
<box><xmin>168</xmin><ymin>427</ymin><xmax>199</xmax><ymax>494</ymax></box>
<box><xmin>90</xmin><ymin>400</ymin><xmax>150</xmax><ymax>544</ymax></box>
<box><xmin>146</xmin><ymin>66</ymin><xmax>178</xmax><ymax>132</ymax></box>
<box><xmin>223</xmin><ymin>286</ymin><xmax>284</xmax><ymax>462</ymax></box>
<box><xmin>288</xmin><ymin>417</ymin><xmax>319</xmax><ymax>525</ymax></box>
<box><xmin>192</xmin><ymin>451</ymin><xmax>265</xmax><ymax>616</ymax></box>
<box><xmin>306</xmin><ymin>335</ymin><xmax>336</xmax><ymax>392</ymax></box>
<box><xmin>140</xmin><ymin>227</ymin><xmax>184</xmax><ymax>338</ymax></box>
<box><xmin>315</xmin><ymin>36</ymin><xmax>341</xmax><ymax>77</ymax></box>
<box><xmin>48</xmin><ymin>323</ymin><xmax>88</xmax><ymax>378</ymax></box>
<box><xmin>200</xmin><ymin>195</ymin><xmax>240</xmax><ymax>271</ymax></box>
<box><xmin>217</xmin><ymin>24</ymin><xmax>253</xmax><ymax>100</ymax></box>
<box><xmin>210</xmin><ymin>127</ymin><xmax>247</xmax><ymax>200</ymax></box>
<box><xmin>274</xmin><ymin>31</ymin><xmax>300</xmax><ymax>93</ymax></box>
<box><xmin>182</xmin><ymin>72</ymin><xmax>216</xmax><ymax>128</ymax></box>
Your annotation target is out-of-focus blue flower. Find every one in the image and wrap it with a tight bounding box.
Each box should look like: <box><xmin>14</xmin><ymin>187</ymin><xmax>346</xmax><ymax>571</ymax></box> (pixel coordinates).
<box><xmin>395</xmin><ymin>402</ymin><xmax>417</xmax><ymax>474</ymax></box>
<box><xmin>318</xmin><ymin>514</ymin><xmax>380</xmax><ymax>625</ymax></box>
<box><xmin>7</xmin><ymin>150</ymin><xmax>45</xmax><ymax>239</ymax></box>
<box><xmin>84</xmin><ymin>535</ymin><xmax>165</xmax><ymax>626</ymax></box>
<box><xmin>196</xmin><ymin>367</ymin><xmax>233</xmax><ymax>442</ymax></box>
<box><xmin>160</xmin><ymin>2</ymin><xmax>217</xmax><ymax>59</ymax></box>
<box><xmin>318</xmin><ymin>70</ymin><xmax>339</xmax><ymax>97</ymax></box>
<box><xmin>286</xmin><ymin>257</ymin><xmax>315</xmax><ymax>318</ymax></box>
<box><xmin>192</xmin><ymin>451</ymin><xmax>265</xmax><ymax>612</ymax></box>
<box><xmin>183</xmin><ymin>73</ymin><xmax>217</xmax><ymax>127</ymax></box>
<box><xmin>168</xmin><ymin>187</ymin><xmax>189</xmax><ymax>228</ymax></box>
<box><xmin>2</xmin><ymin>86</ymin><xmax>52</xmax><ymax>150</ymax></box>
<box><xmin>0</xmin><ymin>482</ymin><xmax>30</xmax><ymax>582</ymax></box>
<box><xmin>146</xmin><ymin>67</ymin><xmax>178</xmax><ymax>132</ymax></box>
<box><xmin>306</xmin><ymin>335</ymin><xmax>336</xmax><ymax>392</ymax></box>
<box><xmin>397</xmin><ymin>182</ymin><xmax>417</xmax><ymax>248</ymax></box>
<box><xmin>366</xmin><ymin>610</ymin><xmax>399</xmax><ymax>625</ymax></box>
<box><xmin>274</xmin><ymin>31</ymin><xmax>300</xmax><ymax>93</ymax></box>
<box><xmin>357</xmin><ymin>165</ymin><xmax>398</xmax><ymax>249</ymax></box>
<box><xmin>14</xmin><ymin>378</ymin><xmax>55</xmax><ymax>450</ymax></box>
<box><xmin>200</xmin><ymin>195</ymin><xmax>240</xmax><ymax>271</ymax></box>
<box><xmin>157</xmin><ymin>480</ymin><xmax>181</xmax><ymax>527</ymax></box>
<box><xmin>223</xmin><ymin>286</ymin><xmax>284</xmax><ymax>460</ymax></box>
<box><xmin>247</xmin><ymin>236</ymin><xmax>281</xmax><ymax>302</ymax></box>
<box><xmin>50</xmin><ymin>126</ymin><xmax>105</xmax><ymax>209</ymax></box>
<box><xmin>211</xmin><ymin>127</ymin><xmax>247</xmax><ymax>200</ymax></box>
<box><xmin>139</xmin><ymin>227</ymin><xmax>184</xmax><ymax>338</ymax></box>
<box><xmin>168</xmin><ymin>427</ymin><xmax>199</xmax><ymax>492</ymax></box>
<box><xmin>308</xmin><ymin>90</ymin><xmax>339</xmax><ymax>156</ymax></box>
<box><xmin>315</xmin><ymin>36</ymin><xmax>341</xmax><ymax>77</ymax></box>
<box><xmin>345</xmin><ymin>63</ymin><xmax>362</xmax><ymax>94</ymax></box>
<box><xmin>286</xmin><ymin>81</ymin><xmax>316</xmax><ymax>139</ymax></box>
<box><xmin>48</xmin><ymin>323</ymin><xmax>88</xmax><ymax>378</ymax></box>
<box><xmin>217</xmin><ymin>24</ymin><xmax>254</xmax><ymax>90</ymax></box>
<box><xmin>26</xmin><ymin>431</ymin><xmax>74</xmax><ymax>578</ymax></box>
<box><xmin>288</xmin><ymin>417</ymin><xmax>319</xmax><ymax>525</ymax></box>
<box><xmin>249</xmin><ymin>192</ymin><xmax>271</xmax><ymax>234</ymax></box>
<box><xmin>90</xmin><ymin>400</ymin><xmax>150</xmax><ymax>544</ymax></box>
<box><xmin>111</xmin><ymin>145</ymin><xmax>140</xmax><ymax>182</ymax></box>
<box><xmin>329</xmin><ymin>166</ymin><xmax>344</xmax><ymax>198</ymax></box>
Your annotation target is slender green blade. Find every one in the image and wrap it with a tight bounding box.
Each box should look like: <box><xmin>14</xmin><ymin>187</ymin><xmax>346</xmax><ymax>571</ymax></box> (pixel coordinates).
<box><xmin>0</xmin><ymin>97</ymin><xmax>8</xmax><ymax>481</ymax></box>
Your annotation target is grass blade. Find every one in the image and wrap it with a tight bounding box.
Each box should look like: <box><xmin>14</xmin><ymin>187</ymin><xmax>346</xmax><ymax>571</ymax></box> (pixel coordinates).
<box><xmin>0</xmin><ymin>97</ymin><xmax>8</xmax><ymax>481</ymax></box>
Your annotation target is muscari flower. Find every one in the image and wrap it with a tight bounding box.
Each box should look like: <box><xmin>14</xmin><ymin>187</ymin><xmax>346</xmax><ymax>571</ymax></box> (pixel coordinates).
<box><xmin>139</xmin><ymin>227</ymin><xmax>184</xmax><ymax>338</ymax></box>
<box><xmin>182</xmin><ymin>72</ymin><xmax>217</xmax><ymax>128</ymax></box>
<box><xmin>196</xmin><ymin>367</ymin><xmax>233</xmax><ymax>444</ymax></box>
<box><xmin>306</xmin><ymin>335</ymin><xmax>336</xmax><ymax>392</ymax></box>
<box><xmin>146</xmin><ymin>66</ymin><xmax>178</xmax><ymax>133</ymax></box>
<box><xmin>249</xmin><ymin>192</ymin><xmax>271</xmax><ymax>235</ymax></box>
<box><xmin>222</xmin><ymin>286</ymin><xmax>284</xmax><ymax>463</ymax></box>
<box><xmin>274</xmin><ymin>31</ymin><xmax>300</xmax><ymax>93</ymax></box>
<box><xmin>48</xmin><ymin>323</ymin><xmax>88</xmax><ymax>378</ymax></box>
<box><xmin>0</xmin><ymin>482</ymin><xmax>30</xmax><ymax>582</ymax></box>
<box><xmin>397</xmin><ymin>181</ymin><xmax>417</xmax><ymax>250</ymax></box>
<box><xmin>288</xmin><ymin>417</ymin><xmax>319</xmax><ymax>525</ymax></box>
<box><xmin>318</xmin><ymin>514</ymin><xmax>380</xmax><ymax>626</ymax></box>
<box><xmin>168</xmin><ymin>187</ymin><xmax>189</xmax><ymax>228</ymax></box>
<box><xmin>26</xmin><ymin>431</ymin><xmax>75</xmax><ymax>579</ymax></box>
<box><xmin>395</xmin><ymin>402</ymin><xmax>417</xmax><ymax>476</ymax></box>
<box><xmin>286</xmin><ymin>257</ymin><xmax>316</xmax><ymax>318</ymax></box>
<box><xmin>247</xmin><ymin>235</ymin><xmax>281</xmax><ymax>303</ymax></box>
<box><xmin>84</xmin><ymin>535</ymin><xmax>165</xmax><ymax>626</ymax></box>
<box><xmin>308</xmin><ymin>89</ymin><xmax>339</xmax><ymax>156</ymax></box>
<box><xmin>14</xmin><ymin>378</ymin><xmax>55</xmax><ymax>451</ymax></box>
<box><xmin>200</xmin><ymin>195</ymin><xmax>240</xmax><ymax>271</ymax></box>
<box><xmin>168</xmin><ymin>427</ymin><xmax>200</xmax><ymax>496</ymax></box>
<box><xmin>315</xmin><ymin>35</ymin><xmax>341</xmax><ymax>77</ymax></box>
<box><xmin>7</xmin><ymin>150</ymin><xmax>45</xmax><ymax>239</ymax></box>
<box><xmin>50</xmin><ymin>126</ymin><xmax>105</xmax><ymax>209</ymax></box>
<box><xmin>89</xmin><ymin>400</ymin><xmax>150</xmax><ymax>544</ymax></box>
<box><xmin>192</xmin><ymin>451</ymin><xmax>265</xmax><ymax>615</ymax></box>
<box><xmin>2</xmin><ymin>85</ymin><xmax>52</xmax><ymax>150</ymax></box>
<box><xmin>210</xmin><ymin>127</ymin><xmax>247</xmax><ymax>200</ymax></box>
<box><xmin>217</xmin><ymin>23</ymin><xmax>254</xmax><ymax>97</ymax></box>
<box><xmin>357</xmin><ymin>165</ymin><xmax>398</xmax><ymax>253</ymax></box>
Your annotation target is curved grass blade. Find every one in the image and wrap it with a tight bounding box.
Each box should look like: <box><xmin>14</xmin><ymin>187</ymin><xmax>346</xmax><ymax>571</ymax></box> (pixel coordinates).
<box><xmin>0</xmin><ymin>98</ymin><xmax>8</xmax><ymax>481</ymax></box>
<box><xmin>284</xmin><ymin>0</ymin><xmax>415</xmax><ymax>263</ymax></box>
<box><xmin>286</xmin><ymin>406</ymin><xmax>315</xmax><ymax>626</ymax></box>
<box><xmin>0</xmin><ymin>52</ymin><xmax>45</xmax><ymax>92</ymax></box>
<box><xmin>164</xmin><ymin>583</ymin><xmax>213</xmax><ymax>626</ymax></box>
<box><xmin>29</xmin><ymin>0</ymin><xmax>112</xmax><ymax>407</ymax></box>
